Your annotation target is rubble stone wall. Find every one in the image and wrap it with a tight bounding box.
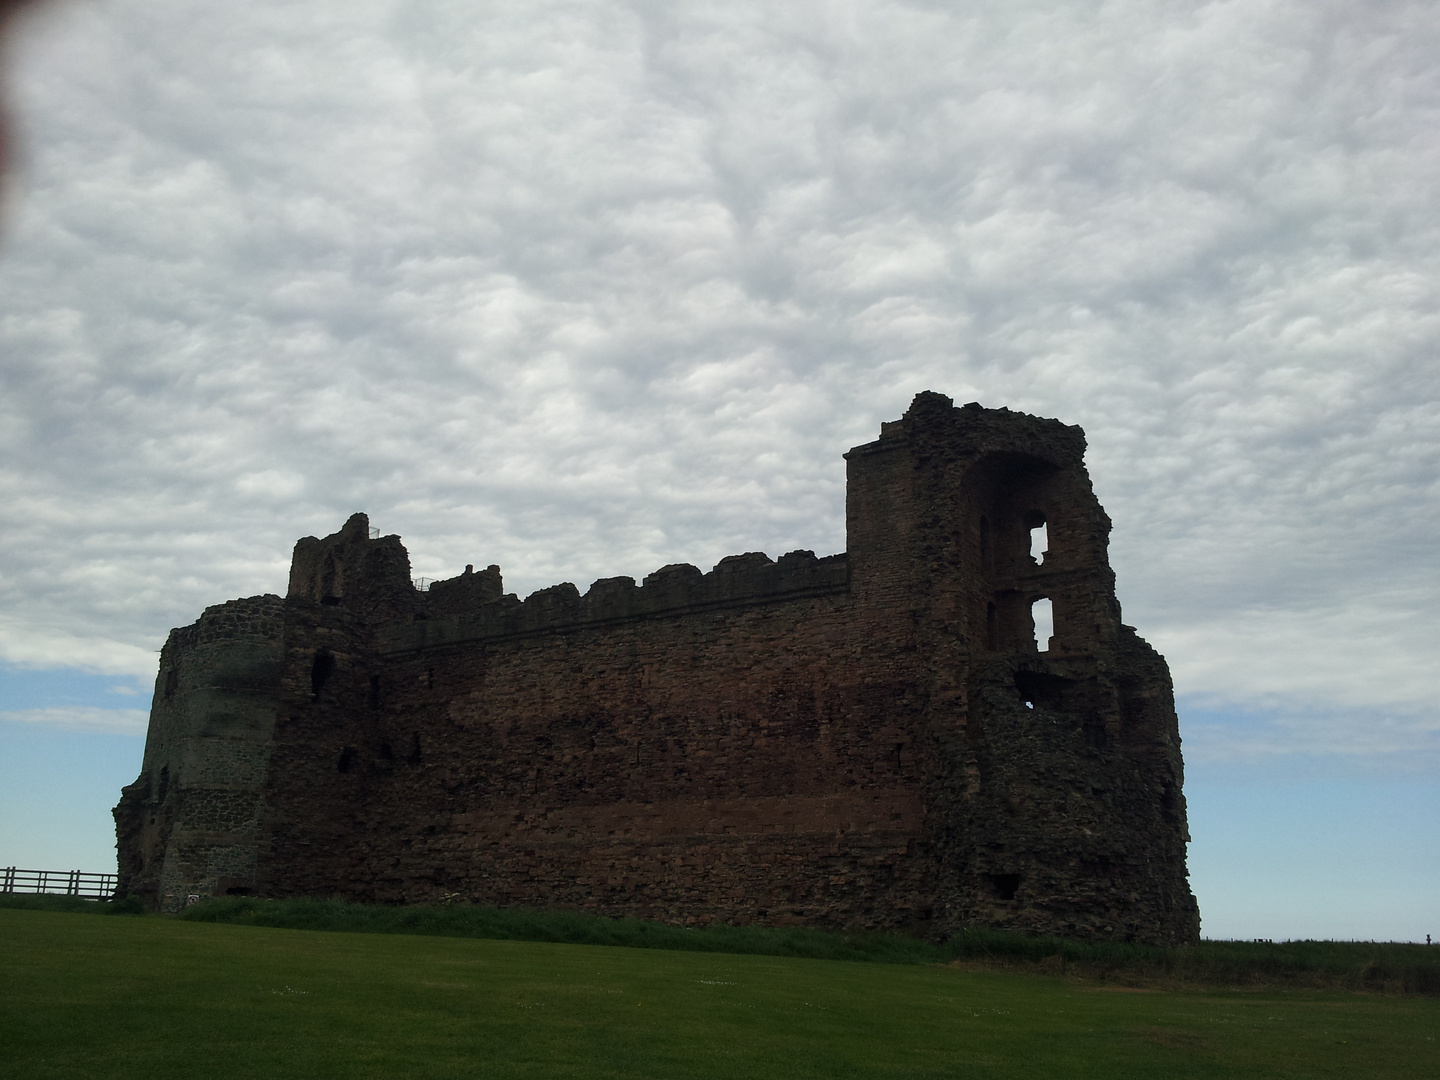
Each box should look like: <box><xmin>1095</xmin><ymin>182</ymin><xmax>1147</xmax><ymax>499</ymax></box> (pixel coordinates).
<box><xmin>113</xmin><ymin>594</ymin><xmax>283</xmax><ymax>911</ymax></box>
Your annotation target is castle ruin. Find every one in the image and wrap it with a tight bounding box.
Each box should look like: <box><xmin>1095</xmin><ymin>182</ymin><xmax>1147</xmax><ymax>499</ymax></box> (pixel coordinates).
<box><xmin>114</xmin><ymin>392</ymin><xmax>1200</xmax><ymax>944</ymax></box>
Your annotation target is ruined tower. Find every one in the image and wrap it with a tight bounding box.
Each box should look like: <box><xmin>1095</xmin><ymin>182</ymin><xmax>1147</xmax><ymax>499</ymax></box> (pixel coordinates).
<box><xmin>115</xmin><ymin>393</ymin><xmax>1200</xmax><ymax>944</ymax></box>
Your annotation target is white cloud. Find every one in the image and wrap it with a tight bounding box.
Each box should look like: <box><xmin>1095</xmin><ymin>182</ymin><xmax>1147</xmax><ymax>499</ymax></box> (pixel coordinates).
<box><xmin>0</xmin><ymin>0</ymin><xmax>1435</xmax><ymax>765</ymax></box>
<box><xmin>1</xmin><ymin>707</ymin><xmax>149</xmax><ymax>735</ymax></box>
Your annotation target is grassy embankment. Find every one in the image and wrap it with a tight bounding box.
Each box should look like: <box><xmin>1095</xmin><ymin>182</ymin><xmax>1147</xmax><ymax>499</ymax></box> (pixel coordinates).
<box><xmin>6</xmin><ymin>890</ymin><xmax>1439</xmax><ymax>993</ymax></box>
<box><xmin>2</xmin><ymin>897</ymin><xmax>1438</xmax><ymax>1079</ymax></box>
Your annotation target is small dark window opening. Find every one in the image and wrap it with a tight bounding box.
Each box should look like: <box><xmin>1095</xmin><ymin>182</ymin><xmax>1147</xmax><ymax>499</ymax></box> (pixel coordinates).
<box><xmin>1083</xmin><ymin>713</ymin><xmax>1108</xmax><ymax>749</ymax></box>
<box><xmin>379</xmin><ymin>741</ymin><xmax>395</xmax><ymax>761</ymax></box>
<box><xmin>1120</xmin><ymin>694</ymin><xmax>1152</xmax><ymax>738</ymax></box>
<box><xmin>224</xmin><ymin>886</ymin><xmax>253</xmax><ymax>897</ymax></box>
<box><xmin>368</xmin><ymin>675</ymin><xmax>381</xmax><ymax>709</ymax></box>
<box><xmin>407</xmin><ymin>733</ymin><xmax>422</xmax><ymax>765</ymax></box>
<box><xmin>311</xmin><ymin>651</ymin><xmax>336</xmax><ymax>702</ymax></box>
<box><xmin>337</xmin><ymin>746</ymin><xmax>356</xmax><ymax>773</ymax></box>
<box><xmin>163</xmin><ymin>667</ymin><xmax>179</xmax><ymax>700</ymax></box>
<box><xmin>894</xmin><ymin>742</ymin><xmax>904</xmax><ymax>772</ymax></box>
<box><xmin>321</xmin><ymin>595</ymin><xmax>342</xmax><ymax>606</ymax></box>
<box><xmin>156</xmin><ymin>765</ymin><xmax>170</xmax><ymax>803</ymax></box>
<box><xmin>989</xmin><ymin>873</ymin><xmax>1021</xmax><ymax>901</ymax></box>
<box><xmin>1014</xmin><ymin>670</ymin><xmax>1070</xmax><ymax>711</ymax></box>
<box><xmin>1160</xmin><ymin>782</ymin><xmax>1178</xmax><ymax>819</ymax></box>
<box><xmin>425</xmin><ymin>666</ymin><xmax>435</xmax><ymax>689</ymax></box>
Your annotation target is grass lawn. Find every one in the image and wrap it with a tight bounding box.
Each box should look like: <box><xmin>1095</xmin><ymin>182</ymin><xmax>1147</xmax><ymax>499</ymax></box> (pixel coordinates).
<box><xmin>2</xmin><ymin>909</ymin><xmax>1436</xmax><ymax>1079</ymax></box>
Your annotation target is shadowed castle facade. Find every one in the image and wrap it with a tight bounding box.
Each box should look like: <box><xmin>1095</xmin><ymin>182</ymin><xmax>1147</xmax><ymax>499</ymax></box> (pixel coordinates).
<box><xmin>114</xmin><ymin>392</ymin><xmax>1200</xmax><ymax>944</ymax></box>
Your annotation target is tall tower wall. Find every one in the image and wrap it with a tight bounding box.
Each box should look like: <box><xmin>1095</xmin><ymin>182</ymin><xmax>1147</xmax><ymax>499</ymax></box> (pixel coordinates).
<box><xmin>113</xmin><ymin>595</ymin><xmax>283</xmax><ymax>911</ymax></box>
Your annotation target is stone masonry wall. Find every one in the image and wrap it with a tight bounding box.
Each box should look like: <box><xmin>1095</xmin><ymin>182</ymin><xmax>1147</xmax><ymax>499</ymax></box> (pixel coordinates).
<box><xmin>113</xmin><ymin>594</ymin><xmax>284</xmax><ymax>911</ymax></box>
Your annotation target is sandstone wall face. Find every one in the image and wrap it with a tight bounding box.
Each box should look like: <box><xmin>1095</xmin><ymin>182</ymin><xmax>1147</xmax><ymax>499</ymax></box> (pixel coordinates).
<box><xmin>116</xmin><ymin>393</ymin><xmax>1200</xmax><ymax>943</ymax></box>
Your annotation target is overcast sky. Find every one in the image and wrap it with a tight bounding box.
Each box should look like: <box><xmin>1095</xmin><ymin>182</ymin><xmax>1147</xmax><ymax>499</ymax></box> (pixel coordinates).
<box><xmin>0</xmin><ymin>0</ymin><xmax>1435</xmax><ymax>936</ymax></box>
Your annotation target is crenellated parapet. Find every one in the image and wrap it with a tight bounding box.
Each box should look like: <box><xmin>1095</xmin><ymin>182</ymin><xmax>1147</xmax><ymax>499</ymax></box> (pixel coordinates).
<box><xmin>381</xmin><ymin>549</ymin><xmax>849</xmax><ymax>656</ymax></box>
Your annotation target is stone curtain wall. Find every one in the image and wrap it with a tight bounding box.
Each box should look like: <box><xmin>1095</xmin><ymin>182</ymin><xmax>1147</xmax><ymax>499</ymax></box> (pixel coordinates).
<box><xmin>262</xmin><ymin>587</ymin><xmax>941</xmax><ymax>929</ymax></box>
<box><xmin>117</xmin><ymin>393</ymin><xmax>1200</xmax><ymax>944</ymax></box>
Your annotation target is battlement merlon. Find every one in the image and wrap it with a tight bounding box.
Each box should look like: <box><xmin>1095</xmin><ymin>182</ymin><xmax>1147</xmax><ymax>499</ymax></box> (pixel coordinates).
<box><xmin>284</xmin><ymin>514</ymin><xmax>851</xmax><ymax>642</ymax></box>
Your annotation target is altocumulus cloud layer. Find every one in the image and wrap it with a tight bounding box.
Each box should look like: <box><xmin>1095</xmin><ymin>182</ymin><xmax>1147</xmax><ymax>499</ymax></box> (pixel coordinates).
<box><xmin>1</xmin><ymin>0</ymin><xmax>1436</xmax><ymax>771</ymax></box>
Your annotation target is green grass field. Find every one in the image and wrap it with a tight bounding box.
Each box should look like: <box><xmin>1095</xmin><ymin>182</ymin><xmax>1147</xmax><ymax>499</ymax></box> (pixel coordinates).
<box><xmin>2</xmin><ymin>907</ymin><xmax>1437</xmax><ymax>1079</ymax></box>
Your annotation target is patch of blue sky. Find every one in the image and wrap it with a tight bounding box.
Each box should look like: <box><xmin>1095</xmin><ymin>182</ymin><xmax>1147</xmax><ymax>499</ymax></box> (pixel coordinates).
<box><xmin>1177</xmin><ymin>696</ymin><xmax>1438</xmax><ymax>941</ymax></box>
<box><xmin>0</xmin><ymin>721</ymin><xmax>143</xmax><ymax>870</ymax></box>
<box><xmin>0</xmin><ymin>665</ymin><xmax>149</xmax><ymax>871</ymax></box>
<box><xmin>1176</xmin><ymin>695</ymin><xmax>1440</xmax><ymax>782</ymax></box>
<box><xmin>0</xmin><ymin>663</ymin><xmax>152</xmax><ymax>712</ymax></box>
<box><xmin>1187</xmin><ymin>777</ymin><xmax>1439</xmax><ymax>943</ymax></box>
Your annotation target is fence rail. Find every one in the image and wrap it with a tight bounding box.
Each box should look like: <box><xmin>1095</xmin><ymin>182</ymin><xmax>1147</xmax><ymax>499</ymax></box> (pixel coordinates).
<box><xmin>1</xmin><ymin>866</ymin><xmax>117</xmax><ymax>900</ymax></box>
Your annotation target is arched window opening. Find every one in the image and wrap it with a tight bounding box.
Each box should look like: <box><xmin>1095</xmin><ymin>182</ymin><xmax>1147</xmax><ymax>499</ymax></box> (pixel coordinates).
<box><xmin>1027</xmin><ymin>514</ymin><xmax>1048</xmax><ymax>565</ymax></box>
<box><xmin>1031</xmin><ymin>597</ymin><xmax>1053</xmax><ymax>653</ymax></box>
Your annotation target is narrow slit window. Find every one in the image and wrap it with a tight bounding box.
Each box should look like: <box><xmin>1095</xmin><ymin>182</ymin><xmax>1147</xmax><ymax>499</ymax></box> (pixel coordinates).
<box><xmin>1029</xmin><ymin>519</ymin><xmax>1048</xmax><ymax>565</ymax></box>
<box><xmin>311</xmin><ymin>651</ymin><xmax>336</xmax><ymax>701</ymax></box>
<box><xmin>1031</xmin><ymin>597</ymin><xmax>1053</xmax><ymax>652</ymax></box>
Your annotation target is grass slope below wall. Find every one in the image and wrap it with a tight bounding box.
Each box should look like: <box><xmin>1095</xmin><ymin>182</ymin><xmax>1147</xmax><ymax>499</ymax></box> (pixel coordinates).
<box><xmin>4</xmin><ymin>892</ymin><xmax>1434</xmax><ymax>994</ymax></box>
<box><xmin>4</xmin><ymin>906</ymin><xmax>1439</xmax><ymax>1080</ymax></box>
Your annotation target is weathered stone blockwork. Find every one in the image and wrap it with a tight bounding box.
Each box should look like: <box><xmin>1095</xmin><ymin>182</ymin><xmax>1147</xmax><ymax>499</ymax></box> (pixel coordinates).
<box><xmin>115</xmin><ymin>394</ymin><xmax>1200</xmax><ymax>943</ymax></box>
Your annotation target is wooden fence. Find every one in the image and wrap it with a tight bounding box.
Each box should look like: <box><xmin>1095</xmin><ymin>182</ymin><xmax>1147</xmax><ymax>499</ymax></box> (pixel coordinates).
<box><xmin>1</xmin><ymin>866</ymin><xmax>117</xmax><ymax>900</ymax></box>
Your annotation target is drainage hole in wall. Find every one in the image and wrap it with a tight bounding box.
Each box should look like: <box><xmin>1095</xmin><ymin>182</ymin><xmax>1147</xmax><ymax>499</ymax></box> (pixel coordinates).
<box><xmin>989</xmin><ymin>873</ymin><xmax>1021</xmax><ymax>901</ymax></box>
